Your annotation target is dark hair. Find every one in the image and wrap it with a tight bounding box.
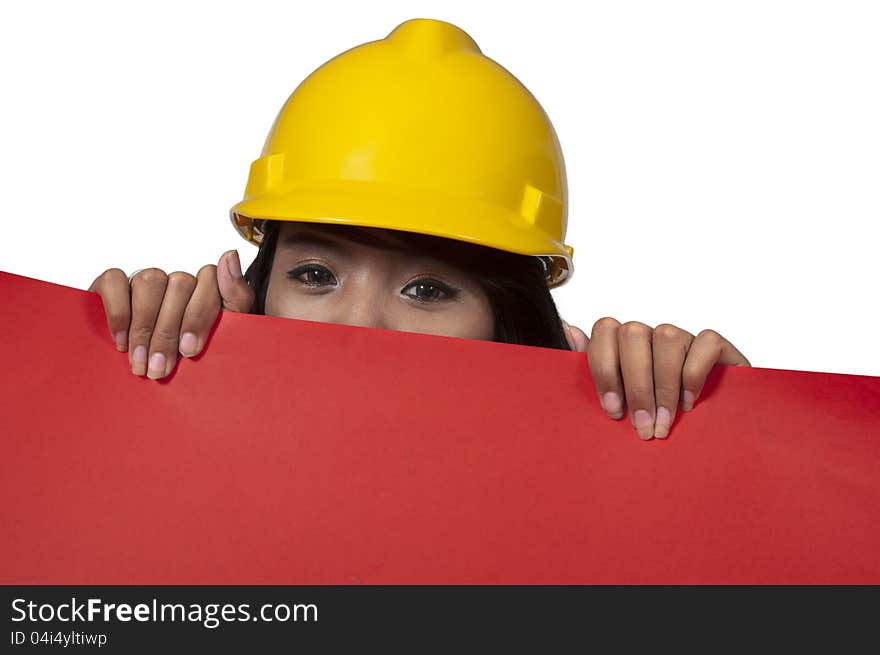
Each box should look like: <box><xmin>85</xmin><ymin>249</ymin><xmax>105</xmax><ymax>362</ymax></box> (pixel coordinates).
<box><xmin>244</xmin><ymin>219</ymin><xmax>572</xmax><ymax>350</ymax></box>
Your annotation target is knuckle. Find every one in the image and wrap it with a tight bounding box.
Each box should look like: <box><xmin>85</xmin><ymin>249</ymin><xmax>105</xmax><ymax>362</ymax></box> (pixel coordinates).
<box><xmin>167</xmin><ymin>271</ymin><xmax>197</xmax><ymax>291</ymax></box>
<box><xmin>128</xmin><ymin>325</ymin><xmax>154</xmax><ymax>342</ymax></box>
<box><xmin>653</xmin><ymin>323</ymin><xmax>683</xmax><ymax>341</ymax></box>
<box><xmin>592</xmin><ymin>316</ymin><xmax>620</xmax><ymax>333</ymax></box>
<box><xmin>592</xmin><ymin>364</ymin><xmax>620</xmax><ymax>386</ymax></box>
<box><xmin>627</xmin><ymin>383</ymin><xmax>654</xmax><ymax>399</ymax></box>
<box><xmin>132</xmin><ymin>267</ymin><xmax>167</xmax><ymax>287</ymax></box>
<box><xmin>105</xmin><ymin>311</ymin><xmax>130</xmax><ymax>329</ymax></box>
<box><xmin>99</xmin><ymin>267</ymin><xmax>126</xmax><ymax>281</ymax></box>
<box><xmin>197</xmin><ymin>264</ymin><xmax>218</xmax><ymax>278</ymax></box>
<box><xmin>653</xmin><ymin>383</ymin><xmax>680</xmax><ymax>401</ymax></box>
<box><xmin>681</xmin><ymin>361</ymin><xmax>704</xmax><ymax>387</ymax></box>
<box><xmin>91</xmin><ymin>268</ymin><xmax>124</xmax><ymax>291</ymax></box>
<box><xmin>619</xmin><ymin>321</ymin><xmax>652</xmax><ymax>339</ymax></box>
<box><xmin>183</xmin><ymin>305</ymin><xmax>220</xmax><ymax>330</ymax></box>
<box><xmin>150</xmin><ymin>328</ymin><xmax>181</xmax><ymax>348</ymax></box>
<box><xmin>697</xmin><ymin>328</ymin><xmax>722</xmax><ymax>343</ymax></box>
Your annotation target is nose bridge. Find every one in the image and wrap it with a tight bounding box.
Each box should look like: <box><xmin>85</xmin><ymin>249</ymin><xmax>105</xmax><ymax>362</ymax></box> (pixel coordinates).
<box><xmin>337</xmin><ymin>273</ymin><xmax>389</xmax><ymax>330</ymax></box>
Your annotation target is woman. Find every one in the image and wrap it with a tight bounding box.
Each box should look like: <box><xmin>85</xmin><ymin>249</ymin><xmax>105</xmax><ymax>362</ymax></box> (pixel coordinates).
<box><xmin>88</xmin><ymin>18</ymin><xmax>750</xmax><ymax>440</ymax></box>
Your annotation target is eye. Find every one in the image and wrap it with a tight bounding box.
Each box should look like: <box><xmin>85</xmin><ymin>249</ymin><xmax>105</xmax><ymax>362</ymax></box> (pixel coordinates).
<box><xmin>287</xmin><ymin>264</ymin><xmax>337</xmax><ymax>288</ymax></box>
<box><xmin>401</xmin><ymin>278</ymin><xmax>460</xmax><ymax>303</ymax></box>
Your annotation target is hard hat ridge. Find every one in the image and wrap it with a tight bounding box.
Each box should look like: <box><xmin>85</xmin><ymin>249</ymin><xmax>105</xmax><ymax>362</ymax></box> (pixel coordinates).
<box><xmin>384</xmin><ymin>17</ymin><xmax>482</xmax><ymax>60</ymax></box>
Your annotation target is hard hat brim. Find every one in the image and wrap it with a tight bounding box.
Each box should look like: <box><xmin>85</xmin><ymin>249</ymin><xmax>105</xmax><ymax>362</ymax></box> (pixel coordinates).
<box><xmin>229</xmin><ymin>178</ymin><xmax>574</xmax><ymax>288</ymax></box>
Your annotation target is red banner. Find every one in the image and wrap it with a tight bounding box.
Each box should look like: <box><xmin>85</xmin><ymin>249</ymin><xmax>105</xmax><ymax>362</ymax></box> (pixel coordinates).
<box><xmin>1</xmin><ymin>270</ymin><xmax>878</xmax><ymax>584</ymax></box>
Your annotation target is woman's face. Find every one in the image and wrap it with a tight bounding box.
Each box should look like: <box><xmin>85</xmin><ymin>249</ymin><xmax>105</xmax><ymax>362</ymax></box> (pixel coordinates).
<box><xmin>265</xmin><ymin>222</ymin><xmax>495</xmax><ymax>341</ymax></box>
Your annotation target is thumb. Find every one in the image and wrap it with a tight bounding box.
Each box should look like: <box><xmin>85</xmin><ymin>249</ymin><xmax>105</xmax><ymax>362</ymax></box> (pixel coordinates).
<box><xmin>217</xmin><ymin>249</ymin><xmax>256</xmax><ymax>313</ymax></box>
<box><xmin>562</xmin><ymin>319</ymin><xmax>590</xmax><ymax>353</ymax></box>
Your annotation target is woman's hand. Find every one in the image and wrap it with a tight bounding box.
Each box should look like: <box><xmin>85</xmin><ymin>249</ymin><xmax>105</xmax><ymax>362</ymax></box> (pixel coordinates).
<box><xmin>88</xmin><ymin>250</ymin><xmax>256</xmax><ymax>379</ymax></box>
<box><xmin>562</xmin><ymin>318</ymin><xmax>750</xmax><ymax>440</ymax></box>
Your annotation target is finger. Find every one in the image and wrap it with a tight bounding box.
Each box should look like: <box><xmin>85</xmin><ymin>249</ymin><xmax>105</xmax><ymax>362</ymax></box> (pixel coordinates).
<box><xmin>562</xmin><ymin>319</ymin><xmax>590</xmax><ymax>352</ymax></box>
<box><xmin>127</xmin><ymin>268</ymin><xmax>168</xmax><ymax>376</ymax></box>
<box><xmin>617</xmin><ymin>321</ymin><xmax>656</xmax><ymax>440</ymax></box>
<box><xmin>681</xmin><ymin>329</ymin><xmax>751</xmax><ymax>411</ymax></box>
<box><xmin>179</xmin><ymin>265</ymin><xmax>222</xmax><ymax>358</ymax></box>
<box><xmin>562</xmin><ymin>320</ymin><xmax>575</xmax><ymax>350</ymax></box>
<box><xmin>217</xmin><ymin>249</ymin><xmax>256</xmax><ymax>313</ymax></box>
<box><xmin>88</xmin><ymin>268</ymin><xmax>132</xmax><ymax>352</ymax></box>
<box><xmin>650</xmin><ymin>323</ymin><xmax>695</xmax><ymax>439</ymax></box>
<box><xmin>586</xmin><ymin>317</ymin><xmax>625</xmax><ymax>419</ymax></box>
<box><xmin>146</xmin><ymin>271</ymin><xmax>198</xmax><ymax>379</ymax></box>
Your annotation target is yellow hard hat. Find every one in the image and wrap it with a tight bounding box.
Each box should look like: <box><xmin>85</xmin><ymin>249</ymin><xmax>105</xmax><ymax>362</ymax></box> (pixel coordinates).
<box><xmin>229</xmin><ymin>18</ymin><xmax>574</xmax><ymax>287</ymax></box>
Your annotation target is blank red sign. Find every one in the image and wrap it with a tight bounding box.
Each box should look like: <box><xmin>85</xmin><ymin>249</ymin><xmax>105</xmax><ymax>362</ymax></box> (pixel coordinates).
<box><xmin>1</xmin><ymin>270</ymin><xmax>878</xmax><ymax>584</ymax></box>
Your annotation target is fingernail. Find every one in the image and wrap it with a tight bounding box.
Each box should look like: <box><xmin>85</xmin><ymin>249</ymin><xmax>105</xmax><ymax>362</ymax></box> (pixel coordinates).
<box><xmin>131</xmin><ymin>345</ymin><xmax>147</xmax><ymax>376</ymax></box>
<box><xmin>633</xmin><ymin>409</ymin><xmax>654</xmax><ymax>440</ymax></box>
<box><xmin>654</xmin><ymin>406</ymin><xmax>671</xmax><ymax>439</ymax></box>
<box><xmin>147</xmin><ymin>352</ymin><xmax>166</xmax><ymax>379</ymax></box>
<box><xmin>179</xmin><ymin>332</ymin><xmax>199</xmax><ymax>357</ymax></box>
<box><xmin>602</xmin><ymin>391</ymin><xmax>623</xmax><ymax>417</ymax></box>
<box><xmin>683</xmin><ymin>390</ymin><xmax>696</xmax><ymax>411</ymax></box>
<box><xmin>113</xmin><ymin>331</ymin><xmax>127</xmax><ymax>352</ymax></box>
<box><xmin>226</xmin><ymin>250</ymin><xmax>242</xmax><ymax>279</ymax></box>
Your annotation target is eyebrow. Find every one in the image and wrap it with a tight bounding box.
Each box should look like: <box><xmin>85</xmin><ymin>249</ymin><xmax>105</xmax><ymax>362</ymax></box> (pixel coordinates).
<box><xmin>277</xmin><ymin>224</ymin><xmax>478</xmax><ymax>289</ymax></box>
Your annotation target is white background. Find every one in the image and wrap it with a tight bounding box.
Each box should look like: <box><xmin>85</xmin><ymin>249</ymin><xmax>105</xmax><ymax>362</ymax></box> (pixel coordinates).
<box><xmin>1</xmin><ymin>0</ymin><xmax>877</xmax><ymax>376</ymax></box>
